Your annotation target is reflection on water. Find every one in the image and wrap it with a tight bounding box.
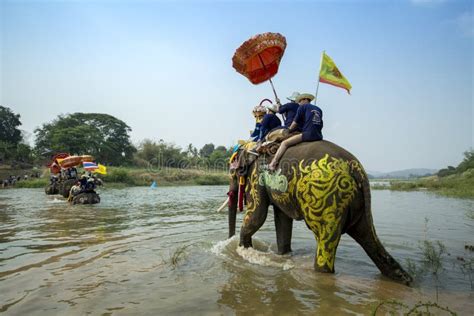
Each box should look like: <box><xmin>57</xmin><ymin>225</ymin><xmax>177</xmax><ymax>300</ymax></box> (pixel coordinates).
<box><xmin>0</xmin><ymin>187</ymin><xmax>473</xmax><ymax>314</ymax></box>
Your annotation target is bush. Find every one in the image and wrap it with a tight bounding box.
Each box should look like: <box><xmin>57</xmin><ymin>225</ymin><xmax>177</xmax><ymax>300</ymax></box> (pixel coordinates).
<box><xmin>102</xmin><ymin>168</ymin><xmax>135</xmax><ymax>185</ymax></box>
<box><xmin>14</xmin><ymin>178</ymin><xmax>49</xmax><ymax>188</ymax></box>
<box><xmin>195</xmin><ymin>174</ymin><xmax>228</xmax><ymax>185</ymax></box>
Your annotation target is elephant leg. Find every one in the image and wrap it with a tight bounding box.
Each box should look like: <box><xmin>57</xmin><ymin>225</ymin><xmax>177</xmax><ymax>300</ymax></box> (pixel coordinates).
<box><xmin>313</xmin><ymin>225</ymin><xmax>343</xmax><ymax>273</ymax></box>
<box><xmin>347</xmin><ymin>215</ymin><xmax>413</xmax><ymax>285</ymax></box>
<box><xmin>240</xmin><ymin>206</ymin><xmax>269</xmax><ymax>248</ymax></box>
<box><xmin>273</xmin><ymin>206</ymin><xmax>293</xmax><ymax>255</ymax></box>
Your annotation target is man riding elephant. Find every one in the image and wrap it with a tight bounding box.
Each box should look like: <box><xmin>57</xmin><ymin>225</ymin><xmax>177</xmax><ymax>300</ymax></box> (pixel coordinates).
<box><xmin>269</xmin><ymin>93</ymin><xmax>323</xmax><ymax>171</ymax></box>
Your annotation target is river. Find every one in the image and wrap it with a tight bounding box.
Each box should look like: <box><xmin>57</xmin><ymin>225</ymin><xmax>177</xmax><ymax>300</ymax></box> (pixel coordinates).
<box><xmin>0</xmin><ymin>187</ymin><xmax>473</xmax><ymax>315</ymax></box>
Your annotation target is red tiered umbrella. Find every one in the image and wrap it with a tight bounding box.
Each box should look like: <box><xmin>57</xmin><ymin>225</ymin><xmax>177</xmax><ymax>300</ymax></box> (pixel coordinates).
<box><xmin>232</xmin><ymin>32</ymin><xmax>287</xmax><ymax>100</ymax></box>
<box><xmin>47</xmin><ymin>153</ymin><xmax>70</xmax><ymax>174</ymax></box>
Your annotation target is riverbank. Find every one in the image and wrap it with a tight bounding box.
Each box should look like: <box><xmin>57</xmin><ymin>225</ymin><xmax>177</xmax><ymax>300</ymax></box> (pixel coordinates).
<box><xmin>371</xmin><ymin>170</ymin><xmax>474</xmax><ymax>199</ymax></box>
<box><xmin>6</xmin><ymin>166</ymin><xmax>229</xmax><ymax>188</ymax></box>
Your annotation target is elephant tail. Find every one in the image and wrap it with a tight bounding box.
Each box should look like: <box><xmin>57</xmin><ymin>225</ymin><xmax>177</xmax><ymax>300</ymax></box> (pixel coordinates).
<box><xmin>348</xmin><ymin>169</ymin><xmax>413</xmax><ymax>285</ymax></box>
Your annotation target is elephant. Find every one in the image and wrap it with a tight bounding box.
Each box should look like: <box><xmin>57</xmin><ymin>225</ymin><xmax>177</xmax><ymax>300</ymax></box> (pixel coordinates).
<box><xmin>44</xmin><ymin>182</ymin><xmax>59</xmax><ymax>195</ymax></box>
<box><xmin>59</xmin><ymin>179</ymin><xmax>78</xmax><ymax>198</ymax></box>
<box><xmin>228</xmin><ymin>140</ymin><xmax>413</xmax><ymax>285</ymax></box>
<box><xmin>71</xmin><ymin>192</ymin><xmax>100</xmax><ymax>205</ymax></box>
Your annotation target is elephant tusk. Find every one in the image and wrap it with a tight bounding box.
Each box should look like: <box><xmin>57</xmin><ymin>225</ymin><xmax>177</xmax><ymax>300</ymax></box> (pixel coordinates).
<box><xmin>216</xmin><ymin>197</ymin><xmax>229</xmax><ymax>213</ymax></box>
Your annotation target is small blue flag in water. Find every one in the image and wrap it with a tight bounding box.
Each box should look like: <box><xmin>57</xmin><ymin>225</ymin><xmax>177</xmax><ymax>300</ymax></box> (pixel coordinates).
<box><xmin>150</xmin><ymin>181</ymin><xmax>157</xmax><ymax>189</ymax></box>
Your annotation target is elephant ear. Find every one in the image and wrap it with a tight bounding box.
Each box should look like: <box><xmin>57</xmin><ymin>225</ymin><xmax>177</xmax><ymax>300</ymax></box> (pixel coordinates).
<box><xmin>236</xmin><ymin>149</ymin><xmax>258</xmax><ymax>176</ymax></box>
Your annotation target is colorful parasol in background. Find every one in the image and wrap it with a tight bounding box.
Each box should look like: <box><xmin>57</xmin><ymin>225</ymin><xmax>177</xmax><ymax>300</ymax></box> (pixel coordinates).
<box><xmin>47</xmin><ymin>153</ymin><xmax>70</xmax><ymax>174</ymax></box>
<box><xmin>58</xmin><ymin>155</ymin><xmax>94</xmax><ymax>168</ymax></box>
<box><xmin>232</xmin><ymin>32</ymin><xmax>287</xmax><ymax>100</ymax></box>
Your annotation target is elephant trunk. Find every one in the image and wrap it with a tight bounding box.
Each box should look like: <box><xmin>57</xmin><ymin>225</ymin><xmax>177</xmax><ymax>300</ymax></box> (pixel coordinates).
<box><xmin>228</xmin><ymin>189</ymin><xmax>238</xmax><ymax>238</ymax></box>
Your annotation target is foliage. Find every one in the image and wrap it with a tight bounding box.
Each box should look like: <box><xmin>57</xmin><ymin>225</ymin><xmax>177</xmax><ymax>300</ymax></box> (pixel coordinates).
<box><xmin>456</xmin><ymin>150</ymin><xmax>474</xmax><ymax>174</ymax></box>
<box><xmin>438</xmin><ymin>149</ymin><xmax>474</xmax><ymax>177</ymax></box>
<box><xmin>420</xmin><ymin>240</ymin><xmax>447</xmax><ymax>301</ymax></box>
<box><xmin>14</xmin><ymin>178</ymin><xmax>49</xmax><ymax>188</ymax></box>
<box><xmin>101</xmin><ymin>167</ymin><xmax>136</xmax><ymax>185</ymax></box>
<box><xmin>0</xmin><ymin>106</ymin><xmax>36</xmax><ymax>165</ymax></box>
<box><xmin>0</xmin><ymin>106</ymin><xmax>22</xmax><ymax>145</ymax></box>
<box><xmin>457</xmin><ymin>255</ymin><xmax>473</xmax><ymax>290</ymax></box>
<box><xmin>387</xmin><ymin>171</ymin><xmax>474</xmax><ymax>199</ymax></box>
<box><xmin>135</xmin><ymin>139</ymin><xmax>186</xmax><ymax>169</ymax></box>
<box><xmin>199</xmin><ymin>143</ymin><xmax>215</xmax><ymax>158</ymax></box>
<box><xmin>373</xmin><ymin>149</ymin><xmax>472</xmax><ymax>198</ymax></box>
<box><xmin>195</xmin><ymin>174</ymin><xmax>229</xmax><ymax>185</ymax></box>
<box><xmin>98</xmin><ymin>166</ymin><xmax>228</xmax><ymax>187</ymax></box>
<box><xmin>385</xmin><ymin>150</ymin><xmax>474</xmax><ymax>198</ymax></box>
<box><xmin>34</xmin><ymin>113</ymin><xmax>136</xmax><ymax>165</ymax></box>
<box><xmin>403</xmin><ymin>218</ymin><xmax>448</xmax><ymax>302</ymax></box>
<box><xmin>165</xmin><ymin>244</ymin><xmax>191</xmax><ymax>269</ymax></box>
<box><xmin>134</xmin><ymin>140</ymin><xmax>232</xmax><ymax>171</ymax></box>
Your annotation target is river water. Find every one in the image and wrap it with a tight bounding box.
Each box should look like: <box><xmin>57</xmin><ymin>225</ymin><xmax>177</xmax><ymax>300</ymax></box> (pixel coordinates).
<box><xmin>0</xmin><ymin>187</ymin><xmax>473</xmax><ymax>315</ymax></box>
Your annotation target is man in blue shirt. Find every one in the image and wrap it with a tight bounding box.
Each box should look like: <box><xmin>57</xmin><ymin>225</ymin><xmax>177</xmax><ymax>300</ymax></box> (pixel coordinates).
<box><xmin>277</xmin><ymin>92</ymin><xmax>301</xmax><ymax>129</ymax></box>
<box><xmin>259</xmin><ymin>102</ymin><xmax>282</xmax><ymax>141</ymax></box>
<box><xmin>250</xmin><ymin>105</ymin><xmax>266</xmax><ymax>141</ymax></box>
<box><xmin>269</xmin><ymin>93</ymin><xmax>323</xmax><ymax>171</ymax></box>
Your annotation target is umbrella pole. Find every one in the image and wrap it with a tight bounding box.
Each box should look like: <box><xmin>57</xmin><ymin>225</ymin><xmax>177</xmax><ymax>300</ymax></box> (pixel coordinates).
<box><xmin>268</xmin><ymin>78</ymin><xmax>279</xmax><ymax>101</ymax></box>
<box><xmin>257</xmin><ymin>53</ymin><xmax>279</xmax><ymax>101</ymax></box>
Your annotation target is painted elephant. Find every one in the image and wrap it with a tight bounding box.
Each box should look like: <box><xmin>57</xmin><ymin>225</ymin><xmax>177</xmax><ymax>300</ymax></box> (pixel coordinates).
<box><xmin>228</xmin><ymin>140</ymin><xmax>412</xmax><ymax>285</ymax></box>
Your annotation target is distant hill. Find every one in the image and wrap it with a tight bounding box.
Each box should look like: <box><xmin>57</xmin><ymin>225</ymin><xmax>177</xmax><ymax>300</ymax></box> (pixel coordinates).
<box><xmin>367</xmin><ymin>168</ymin><xmax>438</xmax><ymax>179</ymax></box>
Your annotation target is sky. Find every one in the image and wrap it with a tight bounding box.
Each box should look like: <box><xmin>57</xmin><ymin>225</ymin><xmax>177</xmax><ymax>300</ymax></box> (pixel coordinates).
<box><xmin>0</xmin><ymin>0</ymin><xmax>472</xmax><ymax>172</ymax></box>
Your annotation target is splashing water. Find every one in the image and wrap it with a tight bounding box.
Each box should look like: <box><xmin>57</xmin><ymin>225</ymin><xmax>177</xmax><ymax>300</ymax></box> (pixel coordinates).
<box><xmin>236</xmin><ymin>245</ymin><xmax>295</xmax><ymax>270</ymax></box>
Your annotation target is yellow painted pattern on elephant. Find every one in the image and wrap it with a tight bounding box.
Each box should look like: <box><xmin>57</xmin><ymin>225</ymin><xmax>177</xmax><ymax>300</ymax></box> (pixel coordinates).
<box><xmin>243</xmin><ymin>167</ymin><xmax>260</xmax><ymax>225</ymax></box>
<box><xmin>248</xmin><ymin>154</ymin><xmax>365</xmax><ymax>269</ymax></box>
<box><xmin>293</xmin><ymin>154</ymin><xmax>365</xmax><ymax>270</ymax></box>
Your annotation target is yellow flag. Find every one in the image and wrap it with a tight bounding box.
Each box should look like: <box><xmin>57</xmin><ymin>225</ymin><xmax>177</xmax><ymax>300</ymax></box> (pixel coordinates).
<box><xmin>93</xmin><ymin>163</ymin><xmax>107</xmax><ymax>175</ymax></box>
<box><xmin>319</xmin><ymin>52</ymin><xmax>352</xmax><ymax>94</ymax></box>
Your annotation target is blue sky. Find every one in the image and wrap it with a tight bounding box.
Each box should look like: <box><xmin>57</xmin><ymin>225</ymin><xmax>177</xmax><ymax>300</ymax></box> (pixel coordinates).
<box><xmin>1</xmin><ymin>0</ymin><xmax>472</xmax><ymax>171</ymax></box>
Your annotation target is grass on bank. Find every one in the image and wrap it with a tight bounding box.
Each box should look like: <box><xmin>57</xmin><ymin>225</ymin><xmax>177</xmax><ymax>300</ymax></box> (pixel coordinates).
<box><xmin>101</xmin><ymin>167</ymin><xmax>229</xmax><ymax>186</ymax></box>
<box><xmin>14</xmin><ymin>178</ymin><xmax>49</xmax><ymax>188</ymax></box>
<box><xmin>372</xmin><ymin>169</ymin><xmax>474</xmax><ymax>199</ymax></box>
<box><xmin>7</xmin><ymin>166</ymin><xmax>230</xmax><ymax>188</ymax></box>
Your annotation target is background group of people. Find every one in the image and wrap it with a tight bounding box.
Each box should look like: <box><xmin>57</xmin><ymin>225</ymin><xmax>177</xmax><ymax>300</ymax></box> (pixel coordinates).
<box><xmin>49</xmin><ymin>167</ymin><xmax>78</xmax><ymax>185</ymax></box>
<box><xmin>249</xmin><ymin>92</ymin><xmax>324</xmax><ymax>170</ymax></box>
<box><xmin>2</xmin><ymin>173</ymin><xmax>40</xmax><ymax>188</ymax></box>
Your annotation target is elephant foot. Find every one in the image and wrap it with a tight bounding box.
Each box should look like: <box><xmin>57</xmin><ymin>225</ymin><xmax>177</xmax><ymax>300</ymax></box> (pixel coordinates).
<box><xmin>386</xmin><ymin>268</ymin><xmax>413</xmax><ymax>286</ymax></box>
<box><xmin>277</xmin><ymin>244</ymin><xmax>292</xmax><ymax>255</ymax></box>
<box><xmin>239</xmin><ymin>238</ymin><xmax>253</xmax><ymax>248</ymax></box>
<box><xmin>314</xmin><ymin>263</ymin><xmax>335</xmax><ymax>274</ymax></box>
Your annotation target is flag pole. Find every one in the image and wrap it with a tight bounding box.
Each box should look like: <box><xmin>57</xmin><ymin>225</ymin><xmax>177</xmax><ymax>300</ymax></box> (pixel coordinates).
<box><xmin>314</xmin><ymin>50</ymin><xmax>325</xmax><ymax>105</ymax></box>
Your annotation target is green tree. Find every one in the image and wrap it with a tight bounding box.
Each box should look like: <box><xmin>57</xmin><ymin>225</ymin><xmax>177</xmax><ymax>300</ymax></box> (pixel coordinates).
<box><xmin>35</xmin><ymin>113</ymin><xmax>135</xmax><ymax>165</ymax></box>
<box><xmin>135</xmin><ymin>139</ymin><xmax>186</xmax><ymax>168</ymax></box>
<box><xmin>437</xmin><ymin>150</ymin><xmax>474</xmax><ymax>177</ymax></box>
<box><xmin>457</xmin><ymin>149</ymin><xmax>474</xmax><ymax>174</ymax></box>
<box><xmin>0</xmin><ymin>106</ymin><xmax>22</xmax><ymax>145</ymax></box>
<box><xmin>199</xmin><ymin>143</ymin><xmax>215</xmax><ymax>158</ymax></box>
<box><xmin>215</xmin><ymin>145</ymin><xmax>227</xmax><ymax>152</ymax></box>
<box><xmin>184</xmin><ymin>143</ymin><xmax>199</xmax><ymax>168</ymax></box>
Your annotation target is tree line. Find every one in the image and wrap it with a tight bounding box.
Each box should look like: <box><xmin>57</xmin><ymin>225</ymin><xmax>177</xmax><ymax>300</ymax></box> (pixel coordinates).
<box><xmin>0</xmin><ymin>105</ymin><xmax>232</xmax><ymax>170</ymax></box>
<box><xmin>437</xmin><ymin>150</ymin><xmax>474</xmax><ymax>177</ymax></box>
